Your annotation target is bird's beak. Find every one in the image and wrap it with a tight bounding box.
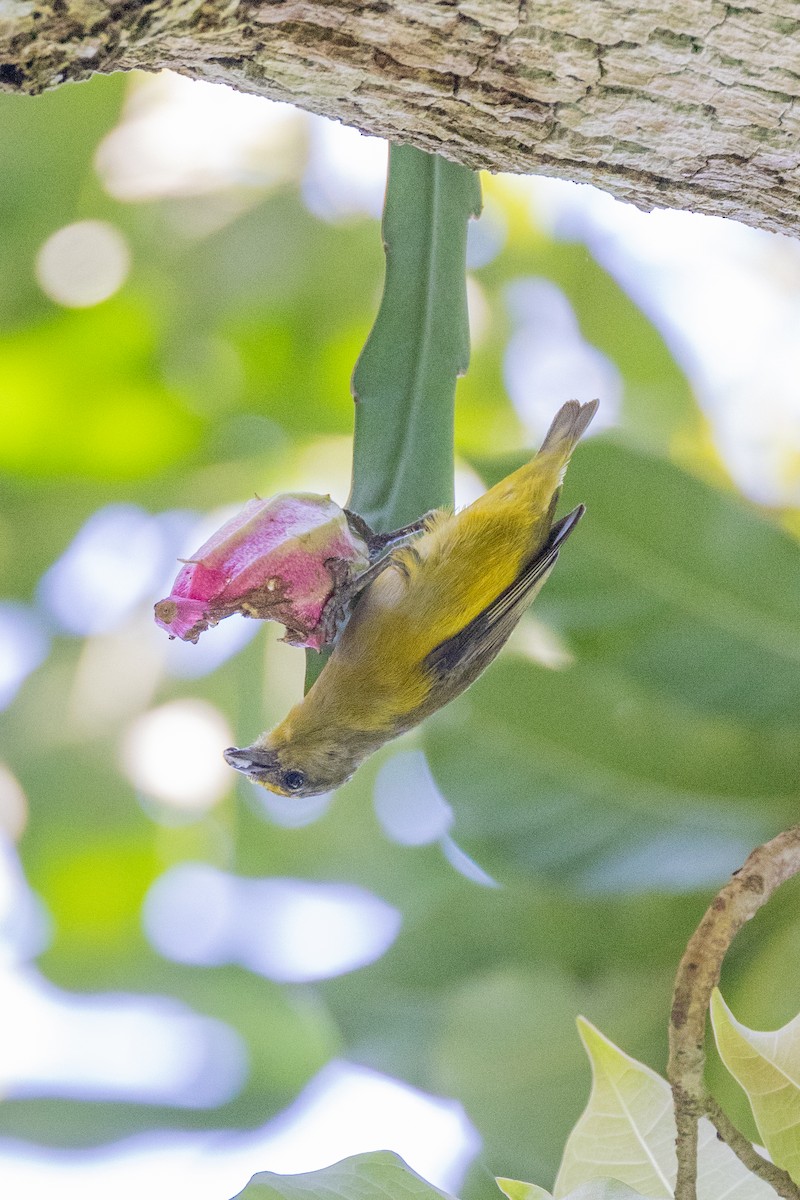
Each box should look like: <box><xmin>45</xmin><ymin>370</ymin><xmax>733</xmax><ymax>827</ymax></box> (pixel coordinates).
<box><xmin>224</xmin><ymin>745</ymin><xmax>279</xmax><ymax>780</ymax></box>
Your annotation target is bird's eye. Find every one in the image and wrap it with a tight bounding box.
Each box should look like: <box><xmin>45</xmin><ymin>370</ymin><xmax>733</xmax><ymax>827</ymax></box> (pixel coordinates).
<box><xmin>282</xmin><ymin>769</ymin><xmax>306</xmax><ymax>792</ymax></box>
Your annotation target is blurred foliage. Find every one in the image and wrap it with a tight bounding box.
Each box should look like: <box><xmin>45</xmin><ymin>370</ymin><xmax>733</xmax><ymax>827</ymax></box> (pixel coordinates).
<box><xmin>0</xmin><ymin>70</ymin><xmax>798</xmax><ymax>1200</ymax></box>
<box><xmin>235</xmin><ymin>1150</ymin><xmax>450</xmax><ymax>1200</ymax></box>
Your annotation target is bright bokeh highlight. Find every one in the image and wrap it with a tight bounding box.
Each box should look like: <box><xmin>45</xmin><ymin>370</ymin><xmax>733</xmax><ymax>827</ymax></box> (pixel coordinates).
<box><xmin>95</xmin><ymin>73</ymin><xmax>302</xmax><ymax>200</ymax></box>
<box><xmin>0</xmin><ymin>765</ymin><xmax>27</xmax><ymax>840</ymax></box>
<box><xmin>35</xmin><ymin>221</ymin><xmax>130</xmax><ymax>308</ymax></box>
<box><xmin>121</xmin><ymin>699</ymin><xmax>233</xmax><ymax>811</ymax></box>
<box><xmin>504</xmin><ymin>277</ymin><xmax>621</xmax><ymax>438</ymax></box>
<box><xmin>0</xmin><ymin>1061</ymin><xmax>480</xmax><ymax>1200</ymax></box>
<box><xmin>144</xmin><ymin>865</ymin><xmax>402</xmax><ymax>982</ymax></box>
<box><xmin>39</xmin><ymin>506</ymin><xmax>172</xmax><ymax>637</ymax></box>
<box><xmin>0</xmin><ymin>604</ymin><xmax>49</xmax><ymax>710</ymax></box>
<box><xmin>0</xmin><ymin>966</ymin><xmax>246</xmax><ymax>1106</ymax></box>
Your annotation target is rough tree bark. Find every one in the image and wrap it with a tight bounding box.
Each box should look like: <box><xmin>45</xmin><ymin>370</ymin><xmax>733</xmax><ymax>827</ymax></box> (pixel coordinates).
<box><xmin>1</xmin><ymin>0</ymin><xmax>799</xmax><ymax>237</ymax></box>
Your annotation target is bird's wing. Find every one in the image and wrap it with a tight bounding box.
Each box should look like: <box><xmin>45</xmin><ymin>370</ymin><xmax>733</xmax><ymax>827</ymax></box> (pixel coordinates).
<box><xmin>422</xmin><ymin>505</ymin><xmax>584</xmax><ymax>693</ymax></box>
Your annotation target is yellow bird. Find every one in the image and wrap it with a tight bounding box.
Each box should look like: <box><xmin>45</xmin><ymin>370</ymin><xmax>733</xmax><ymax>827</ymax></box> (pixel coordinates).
<box><xmin>225</xmin><ymin>399</ymin><xmax>597</xmax><ymax>797</ymax></box>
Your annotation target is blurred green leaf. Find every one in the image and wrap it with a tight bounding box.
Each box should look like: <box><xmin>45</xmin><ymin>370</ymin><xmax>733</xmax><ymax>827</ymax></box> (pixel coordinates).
<box><xmin>0</xmin><ymin>300</ymin><xmax>201</xmax><ymax>479</ymax></box>
<box><xmin>424</xmin><ymin>651</ymin><xmax>789</xmax><ymax>888</ymax></box>
<box><xmin>234</xmin><ymin>1151</ymin><xmax>454</xmax><ymax>1200</ymax></box>
<box><xmin>497</xmin><ymin>1180</ymin><xmax>552</xmax><ymax>1200</ymax></box>
<box><xmin>480</xmin><ymin>438</ymin><xmax>800</xmax><ymax>723</ymax></box>
<box><xmin>498</xmin><ymin>1181</ymin><xmax>646</xmax><ymax>1200</ymax></box>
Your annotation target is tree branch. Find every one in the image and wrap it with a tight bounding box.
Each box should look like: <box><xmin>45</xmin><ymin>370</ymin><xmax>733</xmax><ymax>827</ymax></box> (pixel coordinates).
<box><xmin>668</xmin><ymin>826</ymin><xmax>800</xmax><ymax>1200</ymax></box>
<box><xmin>704</xmin><ymin>1096</ymin><xmax>799</xmax><ymax>1200</ymax></box>
<box><xmin>2</xmin><ymin>1</ymin><xmax>800</xmax><ymax>236</ymax></box>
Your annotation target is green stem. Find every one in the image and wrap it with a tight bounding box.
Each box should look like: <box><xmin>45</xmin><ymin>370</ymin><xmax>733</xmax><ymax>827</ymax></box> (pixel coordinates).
<box><xmin>349</xmin><ymin>144</ymin><xmax>481</xmax><ymax>529</ymax></box>
<box><xmin>305</xmin><ymin>145</ymin><xmax>481</xmax><ymax>689</ymax></box>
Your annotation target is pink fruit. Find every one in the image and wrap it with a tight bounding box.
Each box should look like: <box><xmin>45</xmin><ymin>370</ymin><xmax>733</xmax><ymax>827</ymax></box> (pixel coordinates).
<box><xmin>154</xmin><ymin>493</ymin><xmax>373</xmax><ymax>650</ymax></box>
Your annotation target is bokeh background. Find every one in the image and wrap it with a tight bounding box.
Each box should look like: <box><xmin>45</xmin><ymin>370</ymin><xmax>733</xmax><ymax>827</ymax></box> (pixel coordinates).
<box><xmin>2</xmin><ymin>70</ymin><xmax>800</xmax><ymax>1200</ymax></box>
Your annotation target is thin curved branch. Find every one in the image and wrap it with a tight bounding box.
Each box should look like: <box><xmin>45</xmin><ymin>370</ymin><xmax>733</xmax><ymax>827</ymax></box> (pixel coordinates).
<box><xmin>705</xmin><ymin>1096</ymin><xmax>798</xmax><ymax>1199</ymax></box>
<box><xmin>668</xmin><ymin>826</ymin><xmax>800</xmax><ymax>1200</ymax></box>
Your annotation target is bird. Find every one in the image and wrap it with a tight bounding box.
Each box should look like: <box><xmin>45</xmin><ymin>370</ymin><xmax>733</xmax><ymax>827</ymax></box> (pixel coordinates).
<box><xmin>224</xmin><ymin>398</ymin><xmax>598</xmax><ymax>798</ymax></box>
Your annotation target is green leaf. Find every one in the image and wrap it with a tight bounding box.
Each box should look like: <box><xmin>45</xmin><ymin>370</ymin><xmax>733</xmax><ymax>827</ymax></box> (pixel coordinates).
<box><xmin>233</xmin><ymin>1150</ymin><xmax>454</xmax><ymax>1200</ymax></box>
<box><xmin>498</xmin><ymin>1183</ymin><xmax>647</xmax><ymax>1200</ymax></box>
<box><xmin>0</xmin><ymin>300</ymin><xmax>200</xmax><ymax>480</ymax></box>
<box><xmin>706</xmin><ymin>882</ymin><xmax>800</xmax><ymax>1141</ymax></box>
<box><xmin>349</xmin><ymin>145</ymin><xmax>481</xmax><ymax>531</ymax></box>
<box><xmin>496</xmin><ymin>1179</ymin><xmax>552</xmax><ymax>1200</ymax></box>
<box><xmin>555</xmin><ymin>1018</ymin><xmax>674</xmax><ymax>1198</ymax></box>
<box><xmin>561</xmin><ymin>1187</ymin><xmax>647</xmax><ymax>1200</ymax></box>
<box><xmin>710</xmin><ymin>988</ymin><xmax>800</xmax><ymax>1182</ymax></box>
<box><xmin>554</xmin><ymin>1018</ymin><xmax>773</xmax><ymax>1199</ymax></box>
<box><xmin>424</xmin><ymin>650</ymin><xmax>785</xmax><ymax>890</ymax></box>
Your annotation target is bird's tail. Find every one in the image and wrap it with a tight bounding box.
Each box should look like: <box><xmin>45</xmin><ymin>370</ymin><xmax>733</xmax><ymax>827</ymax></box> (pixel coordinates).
<box><xmin>465</xmin><ymin>398</ymin><xmax>598</xmax><ymax>522</ymax></box>
<box><xmin>539</xmin><ymin>399</ymin><xmax>599</xmax><ymax>460</ymax></box>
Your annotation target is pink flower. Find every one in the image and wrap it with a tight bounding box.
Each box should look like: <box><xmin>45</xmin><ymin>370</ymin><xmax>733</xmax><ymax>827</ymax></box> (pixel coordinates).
<box><xmin>154</xmin><ymin>493</ymin><xmax>373</xmax><ymax>650</ymax></box>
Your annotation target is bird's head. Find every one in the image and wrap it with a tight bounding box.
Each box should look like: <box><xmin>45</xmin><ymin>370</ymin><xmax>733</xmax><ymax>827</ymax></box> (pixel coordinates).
<box><xmin>223</xmin><ymin>726</ymin><xmax>374</xmax><ymax>798</ymax></box>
